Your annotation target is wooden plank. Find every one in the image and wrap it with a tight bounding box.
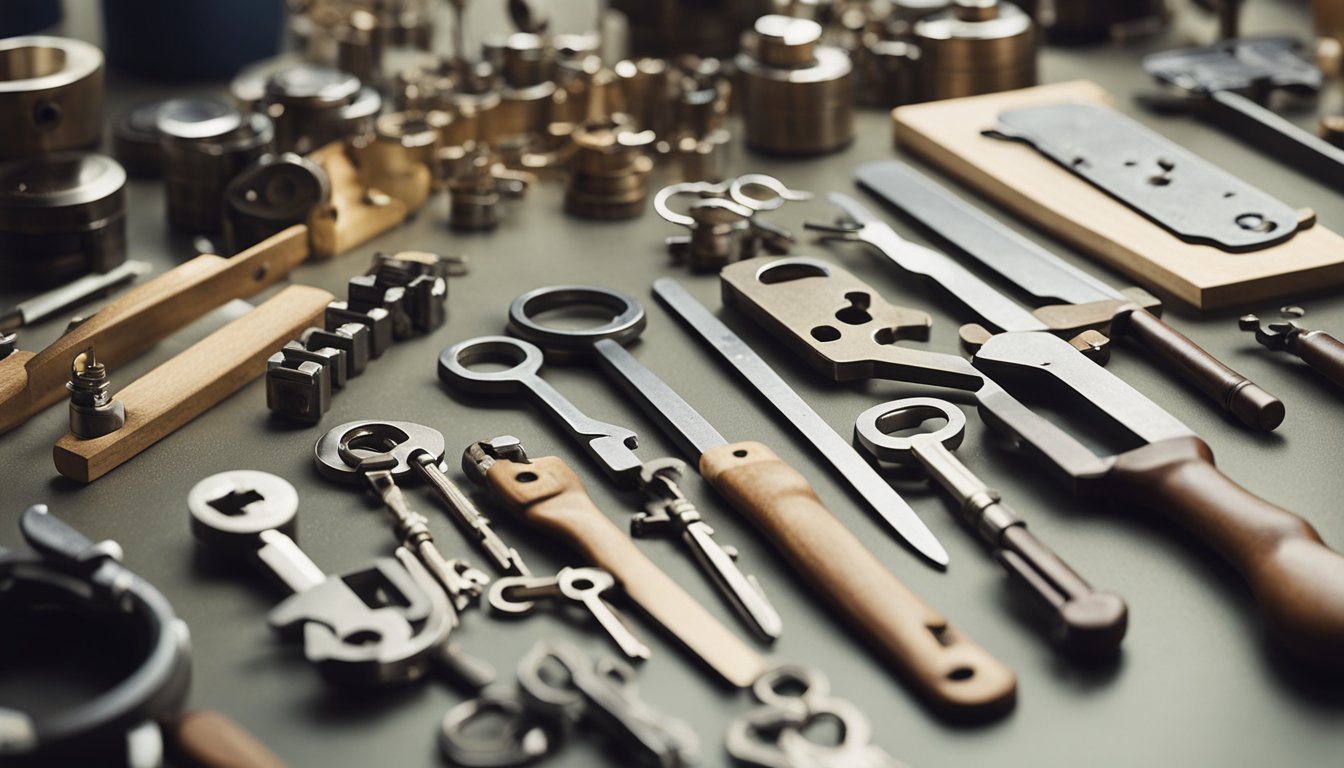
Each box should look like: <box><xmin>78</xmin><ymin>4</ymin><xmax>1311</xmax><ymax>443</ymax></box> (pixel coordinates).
<box><xmin>53</xmin><ymin>284</ymin><xmax>332</xmax><ymax>483</ymax></box>
<box><xmin>892</xmin><ymin>80</ymin><xmax>1344</xmax><ymax>310</ymax></box>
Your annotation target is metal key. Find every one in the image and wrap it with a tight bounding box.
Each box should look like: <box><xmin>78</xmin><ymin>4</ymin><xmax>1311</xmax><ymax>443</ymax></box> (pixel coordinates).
<box><xmin>409</xmin><ymin>450</ymin><xmax>530</xmax><ymax>577</ymax></box>
<box><xmin>490</xmin><ymin>566</ymin><xmax>652</xmax><ymax>660</ymax></box>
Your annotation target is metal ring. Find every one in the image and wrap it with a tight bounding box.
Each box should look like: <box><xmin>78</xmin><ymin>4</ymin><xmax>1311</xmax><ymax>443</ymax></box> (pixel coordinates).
<box><xmin>313</xmin><ymin>420</ymin><xmax>444</xmax><ymax>484</ymax></box>
<box><xmin>437</xmin><ymin>336</ymin><xmax>545</xmax><ymax>394</ymax></box>
<box><xmin>487</xmin><ymin>576</ymin><xmax>539</xmax><ymax>615</ymax></box>
<box><xmin>729</xmin><ymin>174</ymin><xmax>812</xmax><ymax>211</ymax></box>
<box><xmin>853</xmin><ymin>397</ymin><xmax>966</xmax><ymax>465</ymax></box>
<box><xmin>506</xmin><ymin>285</ymin><xmax>647</xmax><ymax>356</ymax></box>
<box><xmin>438</xmin><ymin>695</ymin><xmax>556</xmax><ymax>767</ymax></box>
<box><xmin>653</xmin><ymin>180</ymin><xmax>728</xmax><ymax>226</ymax></box>
<box><xmin>0</xmin><ymin>36</ymin><xmax>105</xmax><ymax>161</ymax></box>
<box><xmin>752</xmin><ymin>664</ymin><xmax>829</xmax><ymax>714</ymax></box>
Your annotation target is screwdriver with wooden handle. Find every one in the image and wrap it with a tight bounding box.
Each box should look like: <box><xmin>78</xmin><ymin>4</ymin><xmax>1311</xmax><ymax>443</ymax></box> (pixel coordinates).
<box><xmin>464</xmin><ymin>437</ymin><xmax>769</xmax><ymax>688</ymax></box>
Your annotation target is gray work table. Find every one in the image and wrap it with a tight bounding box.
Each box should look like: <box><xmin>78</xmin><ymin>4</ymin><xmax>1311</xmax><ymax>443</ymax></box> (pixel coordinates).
<box><xmin>4</xmin><ymin>2</ymin><xmax>1344</xmax><ymax>766</ymax></box>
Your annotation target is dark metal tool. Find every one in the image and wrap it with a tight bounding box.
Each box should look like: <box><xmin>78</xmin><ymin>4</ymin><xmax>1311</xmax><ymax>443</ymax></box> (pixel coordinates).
<box><xmin>1240</xmin><ymin>307</ymin><xmax>1344</xmax><ymax>390</ymax></box>
<box><xmin>990</xmin><ymin>102</ymin><xmax>1308</xmax><ymax>252</ymax></box>
<box><xmin>0</xmin><ymin>260</ymin><xmax>150</xmax><ymax>333</ymax></box>
<box><xmin>847</xmin><ymin>160</ymin><xmax>1284</xmax><ymax>431</ymax></box>
<box><xmin>439</xmin><ymin>333</ymin><xmax>783</xmax><ymax>642</ymax></box>
<box><xmin>1142</xmin><ymin>36</ymin><xmax>1344</xmax><ymax>192</ymax></box>
<box><xmin>721</xmin><ymin>255</ymin><xmax>1344</xmax><ymax>670</ymax></box>
<box><xmin>854</xmin><ymin>397</ymin><xmax>1128</xmax><ymax>658</ymax></box>
<box><xmin>652</xmin><ymin>279</ymin><xmax>1018</xmax><ymax>721</ymax></box>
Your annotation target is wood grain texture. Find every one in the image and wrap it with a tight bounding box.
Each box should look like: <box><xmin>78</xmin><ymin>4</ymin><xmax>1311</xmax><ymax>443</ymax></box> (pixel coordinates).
<box><xmin>892</xmin><ymin>81</ymin><xmax>1344</xmax><ymax>309</ymax></box>
<box><xmin>700</xmin><ymin>440</ymin><xmax>1017</xmax><ymax>720</ymax></box>
<box><xmin>0</xmin><ymin>226</ymin><xmax>310</xmax><ymax>435</ymax></box>
<box><xmin>483</xmin><ymin>454</ymin><xmax>768</xmax><ymax>688</ymax></box>
<box><xmin>52</xmin><ymin>284</ymin><xmax>332</xmax><ymax>483</ymax></box>
<box><xmin>166</xmin><ymin>710</ymin><xmax>288</xmax><ymax>768</ymax></box>
<box><xmin>1293</xmin><ymin>330</ymin><xmax>1344</xmax><ymax>388</ymax></box>
<box><xmin>1106</xmin><ymin>436</ymin><xmax>1344</xmax><ymax>669</ymax></box>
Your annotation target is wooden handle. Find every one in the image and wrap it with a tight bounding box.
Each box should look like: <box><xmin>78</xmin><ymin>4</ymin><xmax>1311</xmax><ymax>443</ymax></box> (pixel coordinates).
<box><xmin>0</xmin><ymin>226</ymin><xmax>310</xmax><ymax>435</ymax></box>
<box><xmin>1108</xmin><ymin>437</ymin><xmax>1344</xmax><ymax>668</ymax></box>
<box><xmin>166</xmin><ymin>710</ymin><xmax>287</xmax><ymax>768</ymax></box>
<box><xmin>483</xmin><ymin>454</ymin><xmax>768</xmax><ymax>688</ymax></box>
<box><xmin>52</xmin><ymin>284</ymin><xmax>332</xmax><ymax>483</ymax></box>
<box><xmin>700</xmin><ymin>441</ymin><xmax>1017</xmax><ymax>720</ymax></box>
<box><xmin>1292</xmin><ymin>330</ymin><xmax>1344</xmax><ymax>389</ymax></box>
<box><xmin>1115</xmin><ymin>307</ymin><xmax>1284</xmax><ymax>431</ymax></box>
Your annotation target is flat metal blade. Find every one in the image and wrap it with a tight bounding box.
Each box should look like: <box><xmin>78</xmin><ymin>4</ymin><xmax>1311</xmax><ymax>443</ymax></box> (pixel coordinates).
<box><xmin>592</xmin><ymin>338</ymin><xmax>729</xmax><ymax>458</ymax></box>
<box><xmin>855</xmin><ymin>161</ymin><xmax>1123</xmax><ymax>305</ymax></box>
<box><xmin>652</xmin><ymin>278</ymin><xmax>950</xmax><ymax>568</ymax></box>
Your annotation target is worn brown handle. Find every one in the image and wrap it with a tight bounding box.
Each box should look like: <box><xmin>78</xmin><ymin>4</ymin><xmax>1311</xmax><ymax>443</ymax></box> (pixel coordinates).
<box><xmin>0</xmin><ymin>225</ymin><xmax>310</xmax><ymax>435</ymax></box>
<box><xmin>1115</xmin><ymin>307</ymin><xmax>1284</xmax><ymax>431</ymax></box>
<box><xmin>483</xmin><ymin>454</ymin><xmax>767</xmax><ymax>687</ymax></box>
<box><xmin>700</xmin><ymin>441</ymin><xmax>1017</xmax><ymax>720</ymax></box>
<box><xmin>1292</xmin><ymin>330</ymin><xmax>1344</xmax><ymax>389</ymax></box>
<box><xmin>165</xmin><ymin>710</ymin><xmax>287</xmax><ymax>768</ymax></box>
<box><xmin>1108</xmin><ymin>437</ymin><xmax>1344</xmax><ymax>668</ymax></box>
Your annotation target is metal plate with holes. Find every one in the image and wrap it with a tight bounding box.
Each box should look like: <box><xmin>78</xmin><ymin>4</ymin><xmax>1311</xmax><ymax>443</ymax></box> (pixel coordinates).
<box><xmin>994</xmin><ymin>102</ymin><xmax>1303</xmax><ymax>252</ymax></box>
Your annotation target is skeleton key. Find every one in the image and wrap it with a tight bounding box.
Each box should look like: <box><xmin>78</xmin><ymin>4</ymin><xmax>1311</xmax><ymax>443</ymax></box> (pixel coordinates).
<box><xmin>490</xmin><ymin>566</ymin><xmax>652</xmax><ymax>660</ymax></box>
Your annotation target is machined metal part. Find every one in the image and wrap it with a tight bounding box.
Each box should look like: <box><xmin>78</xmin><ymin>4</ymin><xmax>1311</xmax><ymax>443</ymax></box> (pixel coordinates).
<box><xmin>854</xmin><ymin>397</ymin><xmax>1128</xmax><ymax>657</ymax></box>
<box><xmin>1240</xmin><ymin>308</ymin><xmax>1344</xmax><ymax>389</ymax></box>
<box><xmin>652</xmin><ymin>277</ymin><xmax>951</xmax><ymax>567</ymax></box>
<box><xmin>613</xmin><ymin>0</ymin><xmax>771</xmax><ymax>58</ymax></box>
<box><xmin>0</xmin><ymin>152</ymin><xmax>127</xmax><ymax>288</ymax></box>
<box><xmin>737</xmin><ymin>15</ymin><xmax>854</xmax><ymax>155</ymax></box>
<box><xmin>0</xmin><ymin>36</ymin><xmax>104</xmax><ymax>161</ymax></box>
<box><xmin>159</xmin><ymin>105</ymin><xmax>274</xmax><ymax>234</ymax></box>
<box><xmin>655</xmin><ymin>175</ymin><xmax>805</xmax><ymax>270</ymax></box>
<box><xmin>303</xmin><ymin>322</ymin><xmax>370</xmax><ymax>378</ymax></box>
<box><xmin>325</xmin><ymin>301</ymin><xmax>393</xmax><ymax>358</ymax></box>
<box><xmin>266</xmin><ymin>349</ymin><xmax>334</xmax><ymax>425</ymax></box>
<box><xmin>991</xmin><ymin>102</ymin><xmax>1307</xmax><ymax>252</ymax></box>
<box><xmin>187</xmin><ymin>469</ymin><xmax>465</xmax><ymax>688</ymax></box>
<box><xmin>1142</xmin><ymin>36</ymin><xmax>1344</xmax><ymax>193</ymax></box>
<box><xmin>0</xmin><ymin>259</ymin><xmax>149</xmax><ymax>334</ymax></box>
<box><xmin>66</xmin><ymin>347</ymin><xmax>124</xmax><ymax>439</ymax></box>
<box><xmin>564</xmin><ymin>119</ymin><xmax>655</xmax><ymax>219</ymax></box>
<box><xmin>439</xmin><ymin>638</ymin><xmax>699</xmax><ymax>768</ymax></box>
<box><xmin>364</xmin><ymin>251</ymin><xmax>450</xmax><ymax>333</ymax></box>
<box><xmin>223</xmin><ymin>152</ymin><xmax>331</xmax><ymax>254</ymax></box>
<box><xmin>262</xmin><ymin>63</ymin><xmax>382</xmax><ymax>154</ymax></box>
<box><xmin>488</xmin><ymin>567</ymin><xmax>653</xmax><ymax>659</ymax></box>
<box><xmin>911</xmin><ymin>0</ymin><xmax>1037</xmax><ymax>101</ymax></box>
<box><xmin>726</xmin><ymin>665</ymin><xmax>906</xmax><ymax>768</ymax></box>
<box><xmin>114</xmin><ymin>99</ymin><xmax>230</xmax><ymax>178</ymax></box>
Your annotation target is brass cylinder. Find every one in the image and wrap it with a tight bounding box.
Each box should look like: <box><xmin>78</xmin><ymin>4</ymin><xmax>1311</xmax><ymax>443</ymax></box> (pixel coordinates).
<box><xmin>913</xmin><ymin>0</ymin><xmax>1036</xmax><ymax>100</ymax></box>
<box><xmin>736</xmin><ymin>15</ymin><xmax>854</xmax><ymax>156</ymax></box>
<box><xmin>0</xmin><ymin>36</ymin><xmax>104</xmax><ymax>161</ymax></box>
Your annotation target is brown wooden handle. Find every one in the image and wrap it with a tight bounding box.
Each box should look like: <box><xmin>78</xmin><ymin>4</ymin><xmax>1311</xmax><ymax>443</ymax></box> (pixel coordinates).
<box><xmin>700</xmin><ymin>441</ymin><xmax>1017</xmax><ymax>720</ymax></box>
<box><xmin>0</xmin><ymin>225</ymin><xmax>309</xmax><ymax>435</ymax></box>
<box><xmin>52</xmin><ymin>284</ymin><xmax>332</xmax><ymax>483</ymax></box>
<box><xmin>1292</xmin><ymin>330</ymin><xmax>1344</xmax><ymax>389</ymax></box>
<box><xmin>165</xmin><ymin>710</ymin><xmax>287</xmax><ymax>768</ymax></box>
<box><xmin>482</xmin><ymin>454</ymin><xmax>767</xmax><ymax>687</ymax></box>
<box><xmin>1108</xmin><ymin>437</ymin><xmax>1344</xmax><ymax>668</ymax></box>
<box><xmin>1115</xmin><ymin>307</ymin><xmax>1284</xmax><ymax>431</ymax></box>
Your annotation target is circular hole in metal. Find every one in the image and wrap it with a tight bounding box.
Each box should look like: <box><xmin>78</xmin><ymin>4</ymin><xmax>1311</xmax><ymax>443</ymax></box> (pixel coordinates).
<box><xmin>0</xmin><ymin>45</ymin><xmax>66</xmax><ymax>80</ymax></box>
<box><xmin>811</xmin><ymin>325</ymin><xmax>841</xmax><ymax>342</ymax></box>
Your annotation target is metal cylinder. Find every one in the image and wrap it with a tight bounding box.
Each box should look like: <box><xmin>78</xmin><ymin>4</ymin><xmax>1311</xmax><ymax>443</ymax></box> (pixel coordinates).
<box><xmin>912</xmin><ymin>0</ymin><xmax>1036</xmax><ymax>100</ymax></box>
<box><xmin>223</xmin><ymin>152</ymin><xmax>330</xmax><ymax>254</ymax></box>
<box><xmin>0</xmin><ymin>152</ymin><xmax>126</xmax><ymax>287</ymax></box>
<box><xmin>160</xmin><ymin>106</ymin><xmax>274</xmax><ymax>233</ymax></box>
<box><xmin>264</xmin><ymin>63</ymin><xmax>382</xmax><ymax>154</ymax></box>
<box><xmin>0</xmin><ymin>36</ymin><xmax>104</xmax><ymax>161</ymax></box>
<box><xmin>736</xmin><ymin>15</ymin><xmax>854</xmax><ymax>155</ymax></box>
<box><xmin>564</xmin><ymin>120</ymin><xmax>655</xmax><ymax>220</ymax></box>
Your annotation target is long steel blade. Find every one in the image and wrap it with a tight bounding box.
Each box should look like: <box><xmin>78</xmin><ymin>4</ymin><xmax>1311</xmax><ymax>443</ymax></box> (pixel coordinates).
<box><xmin>855</xmin><ymin>161</ymin><xmax>1123</xmax><ymax>305</ymax></box>
<box><xmin>592</xmin><ymin>338</ymin><xmax>730</xmax><ymax>458</ymax></box>
<box><xmin>651</xmin><ymin>278</ymin><xmax>950</xmax><ymax>568</ymax></box>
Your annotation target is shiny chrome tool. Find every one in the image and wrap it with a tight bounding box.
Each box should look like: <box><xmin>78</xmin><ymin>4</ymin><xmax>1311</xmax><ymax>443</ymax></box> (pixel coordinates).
<box><xmin>488</xmin><ymin>566</ymin><xmax>653</xmax><ymax>660</ymax></box>
<box><xmin>439</xmin><ymin>638</ymin><xmax>699</xmax><ymax>768</ymax></box>
<box><xmin>720</xmin><ymin>255</ymin><xmax>1344</xmax><ymax>671</ymax></box>
<box><xmin>726</xmin><ymin>665</ymin><xmax>907</xmax><ymax>768</ymax></box>
<box><xmin>440</xmin><ymin>330</ymin><xmax>783</xmax><ymax>642</ymax></box>
<box><xmin>855</xmin><ymin>397</ymin><xmax>1128</xmax><ymax>657</ymax></box>
<box><xmin>531</xmin><ymin>285</ymin><xmax>1020</xmax><ymax>720</ymax></box>
<box><xmin>1240</xmin><ymin>306</ymin><xmax>1344</xmax><ymax>390</ymax></box>
<box><xmin>845</xmin><ymin>160</ymin><xmax>1285</xmax><ymax>432</ymax></box>
<box><xmin>316</xmin><ymin>419</ymin><xmax>524</xmax><ymax>586</ymax></box>
<box><xmin>0</xmin><ymin>260</ymin><xmax>150</xmax><ymax>333</ymax></box>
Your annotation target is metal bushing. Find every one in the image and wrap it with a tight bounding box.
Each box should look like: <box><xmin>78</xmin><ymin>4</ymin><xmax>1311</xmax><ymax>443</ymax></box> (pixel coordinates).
<box><xmin>160</xmin><ymin>106</ymin><xmax>274</xmax><ymax>234</ymax></box>
<box><xmin>564</xmin><ymin>121</ymin><xmax>655</xmax><ymax>220</ymax></box>
<box><xmin>223</xmin><ymin>152</ymin><xmax>330</xmax><ymax>254</ymax></box>
<box><xmin>913</xmin><ymin>0</ymin><xmax>1037</xmax><ymax>100</ymax></box>
<box><xmin>0</xmin><ymin>36</ymin><xmax>104</xmax><ymax>162</ymax></box>
<box><xmin>0</xmin><ymin>152</ymin><xmax>126</xmax><ymax>288</ymax></box>
<box><xmin>264</xmin><ymin>63</ymin><xmax>382</xmax><ymax>154</ymax></box>
<box><xmin>736</xmin><ymin>15</ymin><xmax>854</xmax><ymax>156</ymax></box>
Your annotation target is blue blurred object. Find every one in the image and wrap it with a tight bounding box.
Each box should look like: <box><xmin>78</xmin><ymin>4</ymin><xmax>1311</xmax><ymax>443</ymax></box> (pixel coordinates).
<box><xmin>0</xmin><ymin>0</ymin><xmax>62</xmax><ymax>36</ymax></box>
<box><xmin>100</xmin><ymin>0</ymin><xmax>284</xmax><ymax>81</ymax></box>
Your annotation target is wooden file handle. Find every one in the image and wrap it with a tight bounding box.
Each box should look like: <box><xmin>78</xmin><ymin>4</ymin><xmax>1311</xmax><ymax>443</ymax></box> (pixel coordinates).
<box><xmin>700</xmin><ymin>441</ymin><xmax>1017</xmax><ymax>720</ymax></box>
<box><xmin>1292</xmin><ymin>330</ymin><xmax>1344</xmax><ymax>389</ymax></box>
<box><xmin>482</xmin><ymin>454</ymin><xmax>768</xmax><ymax>688</ymax></box>
<box><xmin>1108</xmin><ymin>437</ymin><xmax>1344</xmax><ymax>669</ymax></box>
<box><xmin>1115</xmin><ymin>307</ymin><xmax>1284</xmax><ymax>432</ymax></box>
<box><xmin>165</xmin><ymin>710</ymin><xmax>287</xmax><ymax>768</ymax></box>
<box><xmin>0</xmin><ymin>226</ymin><xmax>310</xmax><ymax>435</ymax></box>
<box><xmin>52</xmin><ymin>284</ymin><xmax>332</xmax><ymax>483</ymax></box>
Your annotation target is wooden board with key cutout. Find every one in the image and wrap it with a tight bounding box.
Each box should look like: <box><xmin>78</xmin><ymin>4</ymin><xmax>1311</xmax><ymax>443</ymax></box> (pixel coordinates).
<box><xmin>892</xmin><ymin>80</ymin><xmax>1344</xmax><ymax>310</ymax></box>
